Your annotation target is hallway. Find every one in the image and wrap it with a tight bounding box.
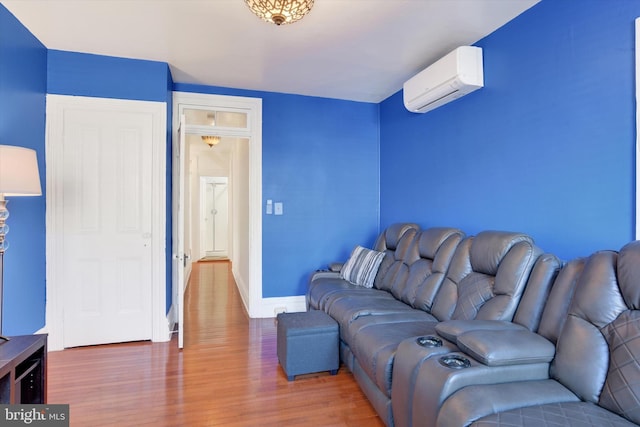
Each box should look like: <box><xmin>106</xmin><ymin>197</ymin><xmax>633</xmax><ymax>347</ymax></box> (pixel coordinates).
<box><xmin>47</xmin><ymin>260</ymin><xmax>382</xmax><ymax>426</ymax></box>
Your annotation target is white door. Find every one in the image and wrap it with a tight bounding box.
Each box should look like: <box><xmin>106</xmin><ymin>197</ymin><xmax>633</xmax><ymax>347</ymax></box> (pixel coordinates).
<box><xmin>213</xmin><ymin>180</ymin><xmax>229</xmax><ymax>255</ymax></box>
<box><xmin>203</xmin><ymin>183</ymin><xmax>215</xmax><ymax>252</ymax></box>
<box><xmin>174</xmin><ymin>116</ymin><xmax>187</xmax><ymax>349</ymax></box>
<box><xmin>61</xmin><ymin>107</ymin><xmax>154</xmax><ymax>347</ymax></box>
<box><xmin>201</xmin><ymin>177</ymin><xmax>228</xmax><ymax>259</ymax></box>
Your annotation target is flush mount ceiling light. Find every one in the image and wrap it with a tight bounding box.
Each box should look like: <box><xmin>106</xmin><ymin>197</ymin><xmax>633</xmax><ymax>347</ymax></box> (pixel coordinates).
<box><xmin>202</xmin><ymin>135</ymin><xmax>221</xmax><ymax>147</ymax></box>
<box><xmin>245</xmin><ymin>0</ymin><xmax>314</xmax><ymax>26</ymax></box>
<box><xmin>202</xmin><ymin>111</ymin><xmax>220</xmax><ymax>147</ymax></box>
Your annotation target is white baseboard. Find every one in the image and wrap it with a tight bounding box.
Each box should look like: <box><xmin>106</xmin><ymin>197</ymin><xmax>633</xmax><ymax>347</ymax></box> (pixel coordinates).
<box><xmin>255</xmin><ymin>296</ymin><xmax>307</xmax><ymax>318</ymax></box>
<box><xmin>230</xmin><ymin>267</ymin><xmax>306</xmax><ymax>318</ymax></box>
<box><xmin>232</xmin><ymin>265</ymin><xmax>251</xmax><ymax>314</ymax></box>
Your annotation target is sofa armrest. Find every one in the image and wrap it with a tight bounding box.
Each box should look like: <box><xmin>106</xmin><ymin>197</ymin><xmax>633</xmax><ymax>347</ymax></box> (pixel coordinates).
<box><xmin>411</xmin><ymin>351</ymin><xmax>551</xmax><ymax>427</ymax></box>
<box><xmin>435</xmin><ymin>319</ymin><xmax>527</xmax><ymax>343</ymax></box>
<box><xmin>329</xmin><ymin>262</ymin><xmax>343</xmax><ymax>272</ymax></box>
<box><xmin>309</xmin><ymin>270</ymin><xmax>341</xmax><ymax>282</ymax></box>
<box><xmin>457</xmin><ymin>328</ymin><xmax>555</xmax><ymax>366</ymax></box>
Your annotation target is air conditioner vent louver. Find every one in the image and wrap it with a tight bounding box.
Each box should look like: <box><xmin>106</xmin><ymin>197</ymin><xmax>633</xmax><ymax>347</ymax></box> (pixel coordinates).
<box><xmin>403</xmin><ymin>46</ymin><xmax>484</xmax><ymax>114</ymax></box>
<box><xmin>414</xmin><ymin>89</ymin><xmax>461</xmax><ymax>112</ymax></box>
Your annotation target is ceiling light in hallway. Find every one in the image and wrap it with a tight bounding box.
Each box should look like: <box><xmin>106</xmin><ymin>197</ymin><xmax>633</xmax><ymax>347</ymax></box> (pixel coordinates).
<box><xmin>202</xmin><ymin>135</ymin><xmax>221</xmax><ymax>147</ymax></box>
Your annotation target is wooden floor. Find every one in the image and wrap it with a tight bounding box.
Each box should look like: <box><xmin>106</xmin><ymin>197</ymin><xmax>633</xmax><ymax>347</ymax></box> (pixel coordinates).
<box><xmin>47</xmin><ymin>260</ymin><xmax>383</xmax><ymax>426</ymax></box>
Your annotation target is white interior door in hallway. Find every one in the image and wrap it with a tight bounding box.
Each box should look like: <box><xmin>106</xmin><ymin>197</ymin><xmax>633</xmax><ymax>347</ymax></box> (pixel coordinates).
<box><xmin>201</xmin><ymin>177</ymin><xmax>228</xmax><ymax>259</ymax></box>
<box><xmin>46</xmin><ymin>95</ymin><xmax>167</xmax><ymax>350</ymax></box>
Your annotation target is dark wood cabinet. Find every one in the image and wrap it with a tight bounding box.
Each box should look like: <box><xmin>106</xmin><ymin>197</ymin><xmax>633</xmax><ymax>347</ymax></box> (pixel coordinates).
<box><xmin>0</xmin><ymin>334</ymin><xmax>47</xmax><ymax>404</ymax></box>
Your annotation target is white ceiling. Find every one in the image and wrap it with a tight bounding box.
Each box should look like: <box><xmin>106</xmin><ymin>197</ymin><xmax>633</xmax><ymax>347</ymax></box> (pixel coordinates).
<box><xmin>1</xmin><ymin>0</ymin><xmax>540</xmax><ymax>103</ymax></box>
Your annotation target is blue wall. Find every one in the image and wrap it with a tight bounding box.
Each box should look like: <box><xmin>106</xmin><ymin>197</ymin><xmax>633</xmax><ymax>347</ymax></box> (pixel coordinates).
<box><xmin>380</xmin><ymin>0</ymin><xmax>640</xmax><ymax>260</ymax></box>
<box><xmin>47</xmin><ymin>50</ymin><xmax>170</xmax><ymax>102</ymax></box>
<box><xmin>0</xmin><ymin>5</ymin><xmax>47</xmax><ymax>334</ymax></box>
<box><xmin>175</xmin><ymin>84</ymin><xmax>381</xmax><ymax>297</ymax></box>
<box><xmin>260</xmin><ymin>93</ymin><xmax>379</xmax><ymax>297</ymax></box>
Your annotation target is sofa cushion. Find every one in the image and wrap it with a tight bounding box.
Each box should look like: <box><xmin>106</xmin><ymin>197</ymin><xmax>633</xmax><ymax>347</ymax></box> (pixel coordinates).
<box><xmin>400</xmin><ymin>227</ymin><xmax>464</xmax><ymax>310</ymax></box>
<box><xmin>340</xmin><ymin>245</ymin><xmax>385</xmax><ymax>289</ymax></box>
<box><xmin>535</xmin><ymin>257</ymin><xmax>585</xmax><ymax>345</ymax></box>
<box><xmin>373</xmin><ymin>223</ymin><xmax>419</xmax><ymax>290</ymax></box>
<box><xmin>350</xmin><ymin>319</ymin><xmax>439</xmax><ymax>396</ymax></box>
<box><xmin>470</xmin><ymin>231</ymin><xmax>533</xmax><ymax>276</ymax></box>
<box><xmin>325</xmin><ymin>291</ymin><xmax>408</xmax><ymax>326</ymax></box>
<box><xmin>510</xmin><ymin>253</ymin><xmax>561</xmax><ymax>332</ymax></box>
<box><xmin>373</xmin><ymin>227</ymin><xmax>418</xmax><ymax>292</ymax></box>
<box><xmin>431</xmin><ymin>231</ymin><xmax>542</xmax><ymax>323</ymax></box>
<box><xmin>306</xmin><ymin>276</ymin><xmax>362</xmax><ymax>311</ymax></box>
<box><xmin>342</xmin><ymin>311</ymin><xmax>437</xmax><ymax>345</ymax></box>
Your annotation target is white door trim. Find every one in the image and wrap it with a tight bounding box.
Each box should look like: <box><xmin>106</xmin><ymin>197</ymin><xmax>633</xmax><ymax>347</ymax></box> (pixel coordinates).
<box><xmin>172</xmin><ymin>92</ymin><xmax>262</xmax><ymax>318</ymax></box>
<box><xmin>45</xmin><ymin>95</ymin><xmax>168</xmax><ymax>351</ymax></box>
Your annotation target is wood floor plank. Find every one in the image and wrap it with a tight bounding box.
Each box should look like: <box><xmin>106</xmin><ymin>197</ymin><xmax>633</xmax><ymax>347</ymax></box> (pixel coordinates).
<box><xmin>47</xmin><ymin>261</ymin><xmax>383</xmax><ymax>426</ymax></box>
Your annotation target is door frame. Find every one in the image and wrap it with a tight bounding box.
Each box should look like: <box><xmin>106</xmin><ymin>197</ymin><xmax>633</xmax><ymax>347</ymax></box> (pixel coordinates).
<box><xmin>200</xmin><ymin>176</ymin><xmax>229</xmax><ymax>260</ymax></box>
<box><xmin>172</xmin><ymin>92</ymin><xmax>262</xmax><ymax>318</ymax></box>
<box><xmin>45</xmin><ymin>95</ymin><xmax>168</xmax><ymax>351</ymax></box>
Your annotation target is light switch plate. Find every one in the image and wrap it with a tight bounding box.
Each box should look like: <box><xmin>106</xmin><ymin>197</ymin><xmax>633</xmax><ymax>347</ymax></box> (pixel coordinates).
<box><xmin>274</xmin><ymin>202</ymin><xmax>283</xmax><ymax>215</ymax></box>
<box><xmin>266</xmin><ymin>199</ymin><xmax>273</xmax><ymax>215</ymax></box>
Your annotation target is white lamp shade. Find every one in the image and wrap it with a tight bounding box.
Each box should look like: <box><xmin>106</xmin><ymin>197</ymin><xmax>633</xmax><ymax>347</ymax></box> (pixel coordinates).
<box><xmin>0</xmin><ymin>145</ymin><xmax>42</xmax><ymax>196</ymax></box>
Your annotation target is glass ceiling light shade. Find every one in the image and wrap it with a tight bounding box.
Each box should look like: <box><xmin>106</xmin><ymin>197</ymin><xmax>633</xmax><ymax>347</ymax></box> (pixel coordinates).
<box><xmin>245</xmin><ymin>0</ymin><xmax>314</xmax><ymax>26</ymax></box>
<box><xmin>202</xmin><ymin>135</ymin><xmax>221</xmax><ymax>148</ymax></box>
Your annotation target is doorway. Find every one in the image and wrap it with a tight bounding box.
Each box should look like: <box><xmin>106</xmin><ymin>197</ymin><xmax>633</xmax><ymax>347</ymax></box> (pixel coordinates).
<box><xmin>172</xmin><ymin>92</ymin><xmax>262</xmax><ymax>348</ymax></box>
<box><xmin>200</xmin><ymin>177</ymin><xmax>229</xmax><ymax>260</ymax></box>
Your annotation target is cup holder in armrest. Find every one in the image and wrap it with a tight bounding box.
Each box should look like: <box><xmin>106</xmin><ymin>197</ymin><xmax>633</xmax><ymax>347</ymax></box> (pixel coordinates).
<box><xmin>439</xmin><ymin>354</ymin><xmax>471</xmax><ymax>369</ymax></box>
<box><xmin>416</xmin><ymin>336</ymin><xmax>443</xmax><ymax>348</ymax></box>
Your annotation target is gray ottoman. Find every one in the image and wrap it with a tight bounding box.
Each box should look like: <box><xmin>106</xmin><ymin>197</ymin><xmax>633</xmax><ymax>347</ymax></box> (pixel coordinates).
<box><xmin>276</xmin><ymin>310</ymin><xmax>339</xmax><ymax>381</ymax></box>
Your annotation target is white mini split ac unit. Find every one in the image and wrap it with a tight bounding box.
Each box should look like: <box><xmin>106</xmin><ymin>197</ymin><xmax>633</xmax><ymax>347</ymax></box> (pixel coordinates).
<box><xmin>403</xmin><ymin>46</ymin><xmax>484</xmax><ymax>113</ymax></box>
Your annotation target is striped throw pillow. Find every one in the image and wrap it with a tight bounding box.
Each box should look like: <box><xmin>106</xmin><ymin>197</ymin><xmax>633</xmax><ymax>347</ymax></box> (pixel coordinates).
<box><xmin>340</xmin><ymin>246</ymin><xmax>385</xmax><ymax>288</ymax></box>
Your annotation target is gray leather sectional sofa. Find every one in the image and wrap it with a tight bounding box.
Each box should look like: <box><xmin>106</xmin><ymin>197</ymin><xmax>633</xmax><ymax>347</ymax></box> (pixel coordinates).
<box><xmin>306</xmin><ymin>223</ymin><xmax>640</xmax><ymax>426</ymax></box>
